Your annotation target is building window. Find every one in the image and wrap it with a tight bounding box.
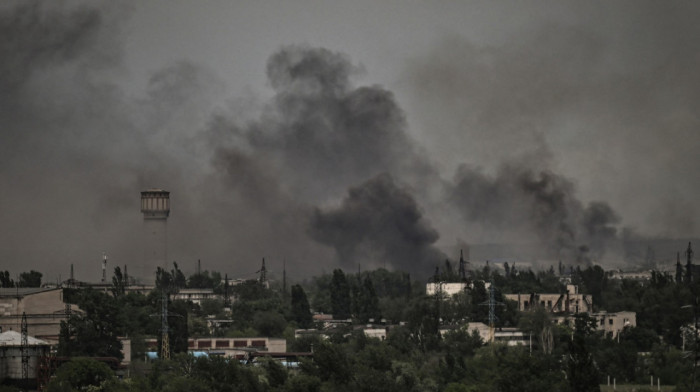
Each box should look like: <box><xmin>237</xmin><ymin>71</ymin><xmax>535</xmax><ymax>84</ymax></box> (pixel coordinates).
<box><xmin>608</xmin><ymin>319</ymin><xmax>613</xmax><ymax>325</ymax></box>
<box><xmin>216</xmin><ymin>340</ymin><xmax>230</xmax><ymax>348</ymax></box>
<box><xmin>251</xmin><ymin>340</ymin><xmax>266</xmax><ymax>347</ymax></box>
<box><xmin>198</xmin><ymin>340</ymin><xmax>212</xmax><ymax>348</ymax></box>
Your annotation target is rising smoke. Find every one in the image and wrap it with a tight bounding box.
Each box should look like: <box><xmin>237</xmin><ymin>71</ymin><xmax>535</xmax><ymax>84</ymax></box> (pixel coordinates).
<box><xmin>1</xmin><ymin>1</ymin><xmax>697</xmax><ymax>282</ymax></box>
<box><xmin>448</xmin><ymin>163</ymin><xmax>621</xmax><ymax>265</ymax></box>
<box><xmin>309</xmin><ymin>173</ymin><xmax>445</xmax><ymax>275</ymax></box>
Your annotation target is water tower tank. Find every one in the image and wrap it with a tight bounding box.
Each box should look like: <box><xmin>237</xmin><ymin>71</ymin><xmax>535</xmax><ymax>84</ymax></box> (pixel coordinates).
<box><xmin>141</xmin><ymin>189</ymin><xmax>170</xmax><ymax>219</ymax></box>
<box><xmin>141</xmin><ymin>189</ymin><xmax>170</xmax><ymax>277</ymax></box>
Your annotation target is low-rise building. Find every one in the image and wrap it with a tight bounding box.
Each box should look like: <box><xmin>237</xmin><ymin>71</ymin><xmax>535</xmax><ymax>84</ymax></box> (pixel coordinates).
<box><xmin>554</xmin><ymin>311</ymin><xmax>636</xmax><ymax>338</ymax></box>
<box><xmin>0</xmin><ymin>288</ymin><xmax>73</xmax><ymax>344</ymax></box>
<box><xmin>426</xmin><ymin>282</ymin><xmax>468</xmax><ymax>297</ymax></box>
<box><xmin>440</xmin><ymin>322</ymin><xmax>529</xmax><ymax>346</ymax></box>
<box><xmin>609</xmin><ymin>270</ymin><xmax>653</xmax><ymax>281</ymax></box>
<box><xmin>504</xmin><ymin>285</ymin><xmax>592</xmax><ymax>314</ymax></box>
<box><xmin>426</xmin><ymin>281</ymin><xmax>491</xmax><ymax>298</ymax></box>
<box><xmin>592</xmin><ymin>311</ymin><xmax>636</xmax><ymax>338</ymax></box>
<box><xmin>146</xmin><ymin>337</ymin><xmax>286</xmax><ymax>359</ymax></box>
<box><xmin>170</xmin><ymin>288</ymin><xmax>221</xmax><ymax>305</ymax></box>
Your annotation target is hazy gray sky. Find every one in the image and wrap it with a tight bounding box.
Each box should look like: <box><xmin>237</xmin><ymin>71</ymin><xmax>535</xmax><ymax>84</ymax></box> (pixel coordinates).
<box><xmin>1</xmin><ymin>1</ymin><xmax>698</xmax><ymax>282</ymax></box>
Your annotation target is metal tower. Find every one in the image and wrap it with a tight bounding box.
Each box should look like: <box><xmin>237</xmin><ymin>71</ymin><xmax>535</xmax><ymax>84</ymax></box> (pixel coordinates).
<box><xmin>21</xmin><ymin>312</ymin><xmax>28</xmax><ymax>382</ymax></box>
<box><xmin>160</xmin><ymin>291</ymin><xmax>170</xmax><ymax>360</ymax></box>
<box><xmin>458</xmin><ymin>249</ymin><xmax>469</xmax><ymax>281</ymax></box>
<box><xmin>480</xmin><ymin>282</ymin><xmax>504</xmax><ymax>343</ymax></box>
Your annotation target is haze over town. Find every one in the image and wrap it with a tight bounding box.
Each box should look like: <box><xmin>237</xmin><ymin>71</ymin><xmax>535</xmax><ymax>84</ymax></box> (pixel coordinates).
<box><xmin>1</xmin><ymin>1</ymin><xmax>699</xmax><ymax>282</ymax></box>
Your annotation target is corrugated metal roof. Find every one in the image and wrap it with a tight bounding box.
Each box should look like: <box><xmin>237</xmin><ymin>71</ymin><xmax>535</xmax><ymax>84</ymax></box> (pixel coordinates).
<box><xmin>0</xmin><ymin>287</ymin><xmax>57</xmax><ymax>298</ymax></box>
<box><xmin>0</xmin><ymin>330</ymin><xmax>50</xmax><ymax>346</ymax></box>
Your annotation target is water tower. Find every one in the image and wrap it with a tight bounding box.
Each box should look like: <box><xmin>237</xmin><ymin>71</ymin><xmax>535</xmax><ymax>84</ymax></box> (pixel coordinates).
<box><xmin>141</xmin><ymin>189</ymin><xmax>170</xmax><ymax>275</ymax></box>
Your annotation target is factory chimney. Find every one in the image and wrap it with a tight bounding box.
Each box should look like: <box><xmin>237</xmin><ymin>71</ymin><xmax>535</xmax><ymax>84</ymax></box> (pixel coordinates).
<box><xmin>141</xmin><ymin>189</ymin><xmax>170</xmax><ymax>278</ymax></box>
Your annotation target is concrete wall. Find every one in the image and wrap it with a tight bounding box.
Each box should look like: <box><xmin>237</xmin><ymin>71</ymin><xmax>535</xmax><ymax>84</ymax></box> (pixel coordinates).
<box><xmin>0</xmin><ymin>289</ymin><xmax>70</xmax><ymax>343</ymax></box>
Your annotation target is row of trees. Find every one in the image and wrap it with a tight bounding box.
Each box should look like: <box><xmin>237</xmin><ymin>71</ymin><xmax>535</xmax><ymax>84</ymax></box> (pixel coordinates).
<box><xmin>0</xmin><ymin>269</ymin><xmax>42</xmax><ymax>288</ymax></box>
<box><xmin>51</xmin><ymin>261</ymin><xmax>700</xmax><ymax>390</ymax></box>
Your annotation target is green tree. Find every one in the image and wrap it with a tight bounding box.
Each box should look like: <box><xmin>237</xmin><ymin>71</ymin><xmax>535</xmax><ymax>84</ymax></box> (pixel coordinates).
<box><xmin>18</xmin><ymin>270</ymin><xmax>41</xmax><ymax>287</ymax></box>
<box><xmin>357</xmin><ymin>275</ymin><xmax>380</xmax><ymax>323</ymax></box>
<box><xmin>58</xmin><ymin>289</ymin><xmax>124</xmax><ymax>360</ymax></box>
<box><xmin>518</xmin><ymin>305</ymin><xmax>554</xmax><ymax>354</ymax></box>
<box><xmin>330</xmin><ymin>269</ymin><xmax>351</xmax><ymax>319</ymax></box>
<box><xmin>0</xmin><ymin>271</ymin><xmax>13</xmax><ymax>287</ymax></box>
<box><xmin>291</xmin><ymin>284</ymin><xmax>313</xmax><ymax>328</ymax></box>
<box><xmin>253</xmin><ymin>311</ymin><xmax>287</xmax><ymax>337</ymax></box>
<box><xmin>46</xmin><ymin>358</ymin><xmax>115</xmax><ymax>392</ymax></box>
<box><xmin>169</xmin><ymin>300</ymin><xmax>189</xmax><ymax>355</ymax></box>
<box><xmin>566</xmin><ymin>314</ymin><xmax>601</xmax><ymax>392</ymax></box>
<box><xmin>187</xmin><ymin>270</ymin><xmax>215</xmax><ymax>289</ymax></box>
<box><xmin>112</xmin><ymin>266</ymin><xmax>126</xmax><ymax>297</ymax></box>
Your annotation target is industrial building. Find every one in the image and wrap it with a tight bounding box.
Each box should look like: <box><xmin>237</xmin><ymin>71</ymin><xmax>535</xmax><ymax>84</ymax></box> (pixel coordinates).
<box><xmin>0</xmin><ymin>288</ymin><xmax>72</xmax><ymax>344</ymax></box>
<box><xmin>504</xmin><ymin>285</ymin><xmax>593</xmax><ymax>314</ymax></box>
<box><xmin>0</xmin><ymin>330</ymin><xmax>51</xmax><ymax>385</ymax></box>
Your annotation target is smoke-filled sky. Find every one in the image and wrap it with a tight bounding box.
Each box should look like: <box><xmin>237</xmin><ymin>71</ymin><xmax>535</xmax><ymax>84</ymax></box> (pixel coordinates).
<box><xmin>1</xmin><ymin>1</ymin><xmax>699</xmax><ymax>283</ymax></box>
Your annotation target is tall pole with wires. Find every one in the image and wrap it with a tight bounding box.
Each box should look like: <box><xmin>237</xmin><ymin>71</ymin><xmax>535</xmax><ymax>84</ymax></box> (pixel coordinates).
<box><xmin>480</xmin><ymin>281</ymin><xmax>504</xmax><ymax>343</ymax></box>
<box><xmin>160</xmin><ymin>291</ymin><xmax>170</xmax><ymax>360</ymax></box>
<box><xmin>21</xmin><ymin>312</ymin><xmax>29</xmax><ymax>382</ymax></box>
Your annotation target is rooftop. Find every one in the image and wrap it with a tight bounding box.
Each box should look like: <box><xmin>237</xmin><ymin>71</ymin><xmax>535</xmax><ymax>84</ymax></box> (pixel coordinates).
<box><xmin>0</xmin><ymin>287</ymin><xmax>58</xmax><ymax>298</ymax></box>
<box><xmin>0</xmin><ymin>330</ymin><xmax>50</xmax><ymax>346</ymax></box>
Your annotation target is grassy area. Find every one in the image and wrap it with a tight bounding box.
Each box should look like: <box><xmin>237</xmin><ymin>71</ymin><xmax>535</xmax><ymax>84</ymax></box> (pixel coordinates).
<box><xmin>600</xmin><ymin>385</ymin><xmax>674</xmax><ymax>392</ymax></box>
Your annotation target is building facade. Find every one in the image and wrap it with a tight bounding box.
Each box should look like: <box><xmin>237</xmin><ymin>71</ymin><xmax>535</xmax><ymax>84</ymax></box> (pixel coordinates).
<box><xmin>0</xmin><ymin>288</ymin><xmax>71</xmax><ymax>344</ymax></box>
<box><xmin>504</xmin><ymin>285</ymin><xmax>593</xmax><ymax>314</ymax></box>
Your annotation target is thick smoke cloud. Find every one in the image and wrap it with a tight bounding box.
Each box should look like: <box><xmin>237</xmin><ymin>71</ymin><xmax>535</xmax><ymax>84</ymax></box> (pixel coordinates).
<box><xmin>449</xmin><ymin>163</ymin><xmax>620</xmax><ymax>265</ymax></box>
<box><xmin>236</xmin><ymin>45</ymin><xmax>434</xmax><ymax>204</ymax></box>
<box><xmin>402</xmin><ymin>11</ymin><xmax>700</xmax><ymax>242</ymax></box>
<box><xmin>309</xmin><ymin>174</ymin><xmax>445</xmax><ymax>276</ymax></box>
<box><xmin>210</xmin><ymin>45</ymin><xmax>441</xmax><ymax>275</ymax></box>
<box><xmin>2</xmin><ymin>1</ymin><xmax>697</xmax><ymax>283</ymax></box>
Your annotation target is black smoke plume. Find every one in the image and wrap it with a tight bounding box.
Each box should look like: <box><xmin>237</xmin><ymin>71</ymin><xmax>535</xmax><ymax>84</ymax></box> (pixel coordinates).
<box><xmin>309</xmin><ymin>174</ymin><xmax>445</xmax><ymax>276</ymax></box>
<box><xmin>232</xmin><ymin>45</ymin><xmax>433</xmax><ymax>204</ymax></box>
<box><xmin>448</xmin><ymin>163</ymin><xmax>620</xmax><ymax>265</ymax></box>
